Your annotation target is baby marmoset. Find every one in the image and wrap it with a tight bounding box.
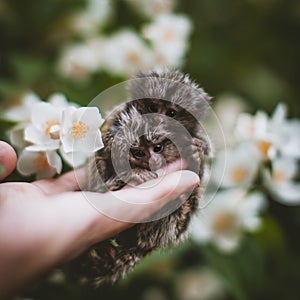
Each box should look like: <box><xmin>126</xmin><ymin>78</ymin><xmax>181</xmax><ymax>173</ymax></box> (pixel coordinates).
<box><xmin>70</xmin><ymin>69</ymin><xmax>212</xmax><ymax>286</ymax></box>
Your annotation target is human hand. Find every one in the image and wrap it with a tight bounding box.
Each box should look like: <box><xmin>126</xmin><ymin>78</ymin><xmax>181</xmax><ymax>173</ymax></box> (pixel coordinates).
<box><xmin>0</xmin><ymin>141</ymin><xmax>199</xmax><ymax>299</ymax></box>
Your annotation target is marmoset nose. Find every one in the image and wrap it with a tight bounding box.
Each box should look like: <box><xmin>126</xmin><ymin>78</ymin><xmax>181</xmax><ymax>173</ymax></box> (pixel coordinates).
<box><xmin>149</xmin><ymin>153</ymin><xmax>166</xmax><ymax>171</ymax></box>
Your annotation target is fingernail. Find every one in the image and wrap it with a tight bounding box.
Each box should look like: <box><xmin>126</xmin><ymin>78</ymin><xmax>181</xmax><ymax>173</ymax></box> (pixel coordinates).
<box><xmin>0</xmin><ymin>165</ymin><xmax>5</xmax><ymax>176</ymax></box>
<box><xmin>180</xmin><ymin>171</ymin><xmax>200</xmax><ymax>189</ymax></box>
<box><xmin>156</xmin><ymin>168</ymin><xmax>165</xmax><ymax>177</ymax></box>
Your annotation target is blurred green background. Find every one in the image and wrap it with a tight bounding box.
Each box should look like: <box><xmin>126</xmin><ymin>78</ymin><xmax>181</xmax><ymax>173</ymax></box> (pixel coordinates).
<box><xmin>1</xmin><ymin>0</ymin><xmax>299</xmax><ymax>116</ymax></box>
<box><xmin>1</xmin><ymin>0</ymin><xmax>300</xmax><ymax>299</ymax></box>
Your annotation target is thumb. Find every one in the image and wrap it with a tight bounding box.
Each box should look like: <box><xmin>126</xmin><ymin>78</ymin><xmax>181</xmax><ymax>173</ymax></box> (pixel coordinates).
<box><xmin>0</xmin><ymin>141</ymin><xmax>17</xmax><ymax>181</ymax></box>
<box><xmin>83</xmin><ymin>170</ymin><xmax>200</xmax><ymax>224</ymax></box>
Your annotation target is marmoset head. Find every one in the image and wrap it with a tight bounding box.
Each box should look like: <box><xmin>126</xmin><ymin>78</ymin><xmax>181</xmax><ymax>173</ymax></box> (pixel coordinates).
<box><xmin>110</xmin><ymin>107</ymin><xmax>190</xmax><ymax>172</ymax></box>
<box><xmin>128</xmin><ymin>134</ymin><xmax>179</xmax><ymax>171</ymax></box>
<box><xmin>126</xmin><ymin>68</ymin><xmax>211</xmax><ymax>134</ymax></box>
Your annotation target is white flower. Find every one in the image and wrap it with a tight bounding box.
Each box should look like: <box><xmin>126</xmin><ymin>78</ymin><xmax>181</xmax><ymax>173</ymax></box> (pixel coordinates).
<box><xmin>235</xmin><ymin>103</ymin><xmax>300</xmax><ymax>161</ymax></box>
<box><xmin>270</xmin><ymin>183</ymin><xmax>300</xmax><ymax>205</ymax></box>
<box><xmin>264</xmin><ymin>156</ymin><xmax>300</xmax><ymax>205</ymax></box>
<box><xmin>191</xmin><ymin>189</ymin><xmax>265</xmax><ymax>252</ymax></box>
<box><xmin>235</xmin><ymin>111</ymin><xmax>276</xmax><ymax>160</ymax></box>
<box><xmin>271</xmin><ymin>156</ymin><xmax>298</xmax><ymax>183</ymax></box>
<box><xmin>274</xmin><ymin>121</ymin><xmax>300</xmax><ymax>159</ymax></box>
<box><xmin>24</xmin><ymin>102</ymin><xmax>61</xmax><ymax>151</ymax></box>
<box><xmin>4</xmin><ymin>91</ymin><xmax>104</xmax><ymax>178</ymax></box>
<box><xmin>17</xmin><ymin>150</ymin><xmax>62</xmax><ymax>179</ymax></box>
<box><xmin>143</xmin><ymin>14</ymin><xmax>191</xmax><ymax>66</ymax></box>
<box><xmin>103</xmin><ymin>30</ymin><xmax>153</xmax><ymax>76</ymax></box>
<box><xmin>213</xmin><ymin>94</ymin><xmax>248</xmax><ymax>147</ymax></box>
<box><xmin>151</xmin><ymin>47</ymin><xmax>184</xmax><ymax>68</ymax></box>
<box><xmin>269</xmin><ymin>103</ymin><xmax>300</xmax><ymax>159</ymax></box>
<box><xmin>175</xmin><ymin>267</ymin><xmax>225</xmax><ymax>300</ymax></box>
<box><xmin>60</xmin><ymin>107</ymin><xmax>104</xmax><ymax>154</ymax></box>
<box><xmin>212</xmin><ymin>143</ymin><xmax>259</xmax><ymax>188</ymax></box>
<box><xmin>70</xmin><ymin>0</ymin><xmax>112</xmax><ymax>36</ymax></box>
<box><xmin>58</xmin><ymin>39</ymin><xmax>105</xmax><ymax>82</ymax></box>
<box><xmin>235</xmin><ymin>111</ymin><xmax>267</xmax><ymax>140</ymax></box>
<box><xmin>3</xmin><ymin>92</ymin><xmax>41</xmax><ymax>152</ymax></box>
<box><xmin>2</xmin><ymin>92</ymin><xmax>41</xmax><ymax>123</ymax></box>
<box><xmin>126</xmin><ymin>0</ymin><xmax>175</xmax><ymax>18</ymax></box>
<box><xmin>143</xmin><ymin>13</ymin><xmax>191</xmax><ymax>48</ymax></box>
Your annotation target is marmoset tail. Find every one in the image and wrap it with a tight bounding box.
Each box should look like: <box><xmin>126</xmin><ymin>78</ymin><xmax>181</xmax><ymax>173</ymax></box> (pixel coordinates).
<box><xmin>69</xmin><ymin>68</ymin><xmax>212</xmax><ymax>287</ymax></box>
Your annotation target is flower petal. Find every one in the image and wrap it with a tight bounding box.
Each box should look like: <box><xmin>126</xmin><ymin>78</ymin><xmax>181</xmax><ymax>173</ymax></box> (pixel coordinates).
<box><xmin>24</xmin><ymin>125</ymin><xmax>49</xmax><ymax>145</ymax></box>
<box><xmin>61</xmin><ymin>106</ymin><xmax>77</xmax><ymax>135</ymax></box>
<box><xmin>31</xmin><ymin>102</ymin><xmax>61</xmax><ymax>131</ymax></box>
<box><xmin>46</xmin><ymin>151</ymin><xmax>62</xmax><ymax>174</ymax></box>
<box><xmin>59</xmin><ymin>147</ymin><xmax>92</xmax><ymax>168</ymax></box>
<box><xmin>190</xmin><ymin>214</ymin><xmax>212</xmax><ymax>244</ymax></box>
<box><xmin>271</xmin><ymin>182</ymin><xmax>300</xmax><ymax>205</ymax></box>
<box><xmin>9</xmin><ymin>125</ymin><xmax>27</xmax><ymax>150</ymax></box>
<box><xmin>278</xmin><ymin>121</ymin><xmax>300</xmax><ymax>158</ymax></box>
<box><xmin>17</xmin><ymin>150</ymin><xmax>39</xmax><ymax>176</ymax></box>
<box><xmin>75</xmin><ymin>107</ymin><xmax>104</xmax><ymax>128</ymax></box>
<box><xmin>215</xmin><ymin>234</ymin><xmax>240</xmax><ymax>252</ymax></box>
<box><xmin>48</xmin><ymin>93</ymin><xmax>79</xmax><ymax>112</ymax></box>
<box><xmin>272</xmin><ymin>103</ymin><xmax>287</xmax><ymax>124</ymax></box>
<box><xmin>26</xmin><ymin>141</ymin><xmax>60</xmax><ymax>152</ymax></box>
<box><xmin>212</xmin><ymin>143</ymin><xmax>259</xmax><ymax>188</ymax></box>
<box><xmin>48</xmin><ymin>93</ymin><xmax>69</xmax><ymax>108</ymax></box>
<box><xmin>72</xmin><ymin>129</ymin><xmax>104</xmax><ymax>152</ymax></box>
<box><xmin>3</xmin><ymin>92</ymin><xmax>41</xmax><ymax>122</ymax></box>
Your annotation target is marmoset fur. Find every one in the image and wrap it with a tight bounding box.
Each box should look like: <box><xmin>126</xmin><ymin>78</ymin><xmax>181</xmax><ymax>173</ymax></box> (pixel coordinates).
<box><xmin>69</xmin><ymin>69</ymin><xmax>212</xmax><ymax>287</ymax></box>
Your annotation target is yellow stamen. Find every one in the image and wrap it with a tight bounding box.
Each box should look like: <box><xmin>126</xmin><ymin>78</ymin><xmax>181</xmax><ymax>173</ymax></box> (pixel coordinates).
<box><xmin>70</xmin><ymin>121</ymin><xmax>89</xmax><ymax>139</ymax></box>
<box><xmin>45</xmin><ymin>120</ymin><xmax>59</xmax><ymax>136</ymax></box>
<box><xmin>126</xmin><ymin>51</ymin><xmax>140</xmax><ymax>64</ymax></box>
<box><xmin>212</xmin><ymin>213</ymin><xmax>236</xmax><ymax>234</ymax></box>
<box><xmin>163</xmin><ymin>29</ymin><xmax>175</xmax><ymax>41</ymax></box>
<box><xmin>231</xmin><ymin>167</ymin><xmax>248</xmax><ymax>183</ymax></box>
<box><xmin>33</xmin><ymin>153</ymin><xmax>51</xmax><ymax>172</ymax></box>
<box><xmin>273</xmin><ymin>171</ymin><xmax>285</xmax><ymax>183</ymax></box>
<box><xmin>256</xmin><ymin>140</ymin><xmax>272</xmax><ymax>157</ymax></box>
<box><xmin>247</xmin><ymin>122</ymin><xmax>254</xmax><ymax>135</ymax></box>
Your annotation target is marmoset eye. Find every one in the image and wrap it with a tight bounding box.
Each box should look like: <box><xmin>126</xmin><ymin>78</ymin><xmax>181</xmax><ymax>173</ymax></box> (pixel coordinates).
<box><xmin>153</xmin><ymin>144</ymin><xmax>163</xmax><ymax>153</ymax></box>
<box><xmin>132</xmin><ymin>149</ymin><xmax>146</xmax><ymax>158</ymax></box>
<box><xmin>148</xmin><ymin>105</ymin><xmax>158</xmax><ymax>113</ymax></box>
<box><xmin>166</xmin><ymin>109</ymin><xmax>177</xmax><ymax>117</ymax></box>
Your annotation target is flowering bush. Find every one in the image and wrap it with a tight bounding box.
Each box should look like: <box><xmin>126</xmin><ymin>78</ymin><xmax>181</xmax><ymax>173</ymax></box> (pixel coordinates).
<box><xmin>3</xmin><ymin>93</ymin><xmax>104</xmax><ymax>178</ymax></box>
<box><xmin>57</xmin><ymin>0</ymin><xmax>191</xmax><ymax>82</ymax></box>
<box><xmin>191</xmin><ymin>101</ymin><xmax>300</xmax><ymax>254</ymax></box>
<box><xmin>0</xmin><ymin>0</ymin><xmax>300</xmax><ymax>299</ymax></box>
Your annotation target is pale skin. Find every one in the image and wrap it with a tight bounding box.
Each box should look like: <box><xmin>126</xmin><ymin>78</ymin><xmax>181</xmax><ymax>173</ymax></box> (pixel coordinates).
<box><xmin>0</xmin><ymin>141</ymin><xmax>199</xmax><ymax>299</ymax></box>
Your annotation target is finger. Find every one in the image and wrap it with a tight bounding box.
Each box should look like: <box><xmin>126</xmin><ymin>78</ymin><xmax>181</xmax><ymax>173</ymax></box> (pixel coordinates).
<box><xmin>122</xmin><ymin>159</ymin><xmax>187</xmax><ymax>189</ymax></box>
<box><xmin>0</xmin><ymin>141</ymin><xmax>17</xmax><ymax>181</ymax></box>
<box><xmin>32</xmin><ymin>167</ymin><xmax>87</xmax><ymax>195</ymax></box>
<box><xmin>156</xmin><ymin>158</ymin><xmax>187</xmax><ymax>177</ymax></box>
<box><xmin>77</xmin><ymin>170</ymin><xmax>200</xmax><ymax>224</ymax></box>
<box><xmin>123</xmin><ymin>170</ymin><xmax>199</xmax><ymax>204</ymax></box>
